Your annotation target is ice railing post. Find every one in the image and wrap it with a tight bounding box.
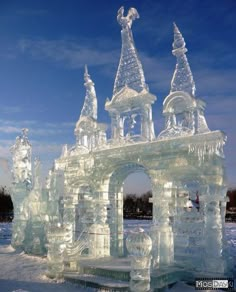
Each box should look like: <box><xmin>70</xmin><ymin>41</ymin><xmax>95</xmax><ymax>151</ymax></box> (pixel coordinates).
<box><xmin>126</xmin><ymin>227</ymin><xmax>152</xmax><ymax>292</ymax></box>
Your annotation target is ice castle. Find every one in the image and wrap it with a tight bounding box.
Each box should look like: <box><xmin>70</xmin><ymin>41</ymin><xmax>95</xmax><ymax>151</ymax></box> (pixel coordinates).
<box><xmin>10</xmin><ymin>7</ymin><xmax>233</xmax><ymax>291</ymax></box>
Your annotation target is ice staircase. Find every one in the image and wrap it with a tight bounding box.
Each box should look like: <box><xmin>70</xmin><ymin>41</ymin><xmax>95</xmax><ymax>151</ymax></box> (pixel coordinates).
<box><xmin>63</xmin><ymin>256</ymin><xmax>193</xmax><ymax>291</ymax></box>
<box><xmin>64</xmin><ymin>257</ymin><xmax>130</xmax><ymax>291</ymax></box>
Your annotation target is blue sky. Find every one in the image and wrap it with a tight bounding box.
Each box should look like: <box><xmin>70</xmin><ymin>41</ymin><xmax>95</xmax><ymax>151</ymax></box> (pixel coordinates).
<box><xmin>0</xmin><ymin>0</ymin><xmax>235</xmax><ymax>194</ymax></box>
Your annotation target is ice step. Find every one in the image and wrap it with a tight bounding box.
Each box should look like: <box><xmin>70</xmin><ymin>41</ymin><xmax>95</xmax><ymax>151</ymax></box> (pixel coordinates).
<box><xmin>81</xmin><ymin>265</ymin><xmax>130</xmax><ymax>281</ymax></box>
<box><xmin>64</xmin><ymin>272</ymin><xmax>129</xmax><ymax>291</ymax></box>
<box><xmin>78</xmin><ymin>256</ymin><xmax>131</xmax><ymax>281</ymax></box>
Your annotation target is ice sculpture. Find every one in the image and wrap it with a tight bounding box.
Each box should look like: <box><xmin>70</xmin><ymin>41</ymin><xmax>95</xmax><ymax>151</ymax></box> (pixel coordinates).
<box><xmin>74</xmin><ymin>65</ymin><xmax>107</xmax><ymax>151</ymax></box>
<box><xmin>114</xmin><ymin>7</ymin><xmax>146</xmax><ymax>95</ymax></box>
<box><xmin>11</xmin><ymin>128</ymin><xmax>32</xmax><ymax>186</ymax></box>
<box><xmin>10</xmin><ymin>6</ymin><xmax>232</xmax><ymax>290</ymax></box>
<box><xmin>10</xmin><ymin>129</ymin><xmax>32</xmax><ymax>248</ymax></box>
<box><xmin>10</xmin><ymin>131</ymin><xmax>47</xmax><ymax>253</ymax></box>
<box><xmin>171</xmin><ymin>23</ymin><xmax>196</xmax><ymax>96</ymax></box>
<box><xmin>159</xmin><ymin>23</ymin><xmax>209</xmax><ymax>139</ymax></box>
<box><xmin>105</xmin><ymin>7</ymin><xmax>156</xmax><ymax>141</ymax></box>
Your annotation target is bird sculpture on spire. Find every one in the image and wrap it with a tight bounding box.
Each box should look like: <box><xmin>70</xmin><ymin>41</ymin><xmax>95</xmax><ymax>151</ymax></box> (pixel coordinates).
<box><xmin>117</xmin><ymin>6</ymin><xmax>139</xmax><ymax>29</ymax></box>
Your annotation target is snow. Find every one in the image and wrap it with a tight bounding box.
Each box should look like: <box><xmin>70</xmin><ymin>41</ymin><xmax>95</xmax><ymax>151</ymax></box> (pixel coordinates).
<box><xmin>0</xmin><ymin>221</ymin><xmax>235</xmax><ymax>292</ymax></box>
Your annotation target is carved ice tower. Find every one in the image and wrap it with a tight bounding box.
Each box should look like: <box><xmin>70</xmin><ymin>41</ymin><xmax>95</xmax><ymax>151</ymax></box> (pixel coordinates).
<box><xmin>159</xmin><ymin>23</ymin><xmax>209</xmax><ymax>138</ymax></box>
<box><xmin>74</xmin><ymin>65</ymin><xmax>107</xmax><ymax>151</ymax></box>
<box><xmin>105</xmin><ymin>7</ymin><xmax>156</xmax><ymax>141</ymax></box>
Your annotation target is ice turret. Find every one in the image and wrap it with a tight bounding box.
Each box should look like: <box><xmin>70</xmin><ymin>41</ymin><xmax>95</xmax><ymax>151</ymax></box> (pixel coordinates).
<box><xmin>159</xmin><ymin>23</ymin><xmax>209</xmax><ymax>139</ymax></box>
<box><xmin>105</xmin><ymin>7</ymin><xmax>156</xmax><ymax>142</ymax></box>
<box><xmin>171</xmin><ymin>23</ymin><xmax>196</xmax><ymax>96</ymax></box>
<box><xmin>74</xmin><ymin>66</ymin><xmax>106</xmax><ymax>151</ymax></box>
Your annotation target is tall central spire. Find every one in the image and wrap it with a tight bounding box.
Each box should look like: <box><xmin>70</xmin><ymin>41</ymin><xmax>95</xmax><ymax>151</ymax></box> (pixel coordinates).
<box><xmin>113</xmin><ymin>7</ymin><xmax>148</xmax><ymax>96</ymax></box>
<box><xmin>170</xmin><ymin>23</ymin><xmax>196</xmax><ymax>96</ymax></box>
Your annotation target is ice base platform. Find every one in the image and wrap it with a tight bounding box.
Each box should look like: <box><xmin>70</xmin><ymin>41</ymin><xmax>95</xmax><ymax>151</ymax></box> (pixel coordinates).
<box><xmin>64</xmin><ymin>257</ymin><xmax>130</xmax><ymax>290</ymax></box>
<box><xmin>63</xmin><ymin>257</ymin><xmax>192</xmax><ymax>291</ymax></box>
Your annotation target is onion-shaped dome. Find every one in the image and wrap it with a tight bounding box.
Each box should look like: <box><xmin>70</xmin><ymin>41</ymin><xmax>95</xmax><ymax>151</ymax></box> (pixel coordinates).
<box><xmin>126</xmin><ymin>227</ymin><xmax>152</xmax><ymax>257</ymax></box>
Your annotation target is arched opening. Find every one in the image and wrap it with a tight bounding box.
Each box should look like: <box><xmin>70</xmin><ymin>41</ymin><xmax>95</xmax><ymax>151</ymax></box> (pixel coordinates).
<box><xmin>107</xmin><ymin>164</ymin><xmax>152</xmax><ymax>257</ymax></box>
<box><xmin>123</xmin><ymin>172</ymin><xmax>152</xmax><ymax>219</ymax></box>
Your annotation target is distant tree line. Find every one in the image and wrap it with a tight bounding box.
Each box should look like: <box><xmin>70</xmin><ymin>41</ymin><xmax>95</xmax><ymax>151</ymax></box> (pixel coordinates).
<box><xmin>124</xmin><ymin>189</ymin><xmax>236</xmax><ymax>220</ymax></box>
<box><xmin>0</xmin><ymin>187</ymin><xmax>14</xmax><ymax>222</ymax></box>
<box><xmin>226</xmin><ymin>189</ymin><xmax>236</xmax><ymax>222</ymax></box>
<box><xmin>0</xmin><ymin>187</ymin><xmax>235</xmax><ymax>222</ymax></box>
<box><xmin>227</xmin><ymin>189</ymin><xmax>236</xmax><ymax>211</ymax></box>
<box><xmin>124</xmin><ymin>191</ymin><xmax>152</xmax><ymax>219</ymax></box>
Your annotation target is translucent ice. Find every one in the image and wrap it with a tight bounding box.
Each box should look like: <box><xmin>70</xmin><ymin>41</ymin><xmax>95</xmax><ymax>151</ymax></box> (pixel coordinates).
<box><xmin>10</xmin><ymin>6</ymin><xmax>231</xmax><ymax>289</ymax></box>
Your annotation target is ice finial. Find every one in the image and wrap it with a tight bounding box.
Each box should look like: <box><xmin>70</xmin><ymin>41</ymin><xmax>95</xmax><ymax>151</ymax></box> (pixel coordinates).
<box><xmin>80</xmin><ymin>65</ymin><xmax>98</xmax><ymax>120</ymax></box>
<box><xmin>22</xmin><ymin>128</ymin><xmax>29</xmax><ymax>138</ymax></box>
<box><xmin>171</xmin><ymin>23</ymin><xmax>196</xmax><ymax>96</ymax></box>
<box><xmin>113</xmin><ymin>7</ymin><xmax>148</xmax><ymax>95</ymax></box>
<box><xmin>117</xmin><ymin>6</ymin><xmax>139</xmax><ymax>29</ymax></box>
<box><xmin>84</xmin><ymin>64</ymin><xmax>90</xmax><ymax>83</ymax></box>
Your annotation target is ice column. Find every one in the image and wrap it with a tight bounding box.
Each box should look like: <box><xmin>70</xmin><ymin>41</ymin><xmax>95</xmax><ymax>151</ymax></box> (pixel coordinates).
<box><xmin>23</xmin><ymin>158</ymin><xmax>47</xmax><ymax>255</ymax></box>
<box><xmin>46</xmin><ymin>167</ymin><xmax>64</xmax><ymax>225</ymax></box>
<box><xmin>201</xmin><ymin>186</ymin><xmax>227</xmax><ymax>275</ymax></box>
<box><xmin>150</xmin><ymin>180</ymin><xmax>174</xmax><ymax>268</ymax></box>
<box><xmin>47</xmin><ymin>225</ymin><xmax>67</xmax><ymax>278</ymax></box>
<box><xmin>10</xmin><ymin>128</ymin><xmax>32</xmax><ymax>248</ymax></box>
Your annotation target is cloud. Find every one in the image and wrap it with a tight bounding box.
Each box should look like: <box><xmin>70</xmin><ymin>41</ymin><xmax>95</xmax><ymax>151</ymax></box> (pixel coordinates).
<box><xmin>0</xmin><ymin>103</ymin><xmax>47</xmax><ymax>115</ymax></box>
<box><xmin>140</xmin><ymin>53</ymin><xmax>173</xmax><ymax>93</ymax></box>
<box><xmin>32</xmin><ymin>142</ymin><xmax>64</xmax><ymax>155</ymax></box>
<box><xmin>18</xmin><ymin>38</ymin><xmax>119</xmax><ymax>69</ymax></box>
<box><xmin>0</xmin><ymin>126</ymin><xmax>21</xmax><ymax>134</ymax></box>
<box><xmin>193</xmin><ymin>69</ymin><xmax>236</xmax><ymax>97</ymax></box>
<box><xmin>0</xmin><ymin>119</ymin><xmax>75</xmax><ymax>137</ymax></box>
<box><xmin>0</xmin><ymin>50</ymin><xmax>17</xmax><ymax>60</ymax></box>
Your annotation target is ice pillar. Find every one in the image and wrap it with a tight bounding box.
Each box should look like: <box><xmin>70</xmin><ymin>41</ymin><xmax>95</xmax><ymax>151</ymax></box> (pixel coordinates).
<box><xmin>150</xmin><ymin>178</ymin><xmax>174</xmax><ymax>268</ymax></box>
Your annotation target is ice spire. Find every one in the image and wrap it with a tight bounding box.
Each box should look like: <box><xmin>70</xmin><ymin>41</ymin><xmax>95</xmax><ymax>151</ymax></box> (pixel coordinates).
<box><xmin>113</xmin><ymin>7</ymin><xmax>148</xmax><ymax>95</ymax></box>
<box><xmin>171</xmin><ymin>23</ymin><xmax>196</xmax><ymax>96</ymax></box>
<box><xmin>80</xmin><ymin>65</ymin><xmax>97</xmax><ymax>120</ymax></box>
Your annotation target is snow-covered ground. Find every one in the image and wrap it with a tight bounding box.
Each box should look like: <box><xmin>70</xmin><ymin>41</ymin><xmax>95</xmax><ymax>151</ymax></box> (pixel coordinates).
<box><xmin>0</xmin><ymin>221</ymin><xmax>235</xmax><ymax>292</ymax></box>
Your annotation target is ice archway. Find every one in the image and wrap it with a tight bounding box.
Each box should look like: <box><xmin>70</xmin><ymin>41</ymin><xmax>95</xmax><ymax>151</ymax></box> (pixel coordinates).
<box><xmin>10</xmin><ymin>6</ymin><xmax>231</xmax><ymax>288</ymax></box>
<box><xmin>101</xmin><ymin>163</ymin><xmax>151</xmax><ymax>256</ymax></box>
